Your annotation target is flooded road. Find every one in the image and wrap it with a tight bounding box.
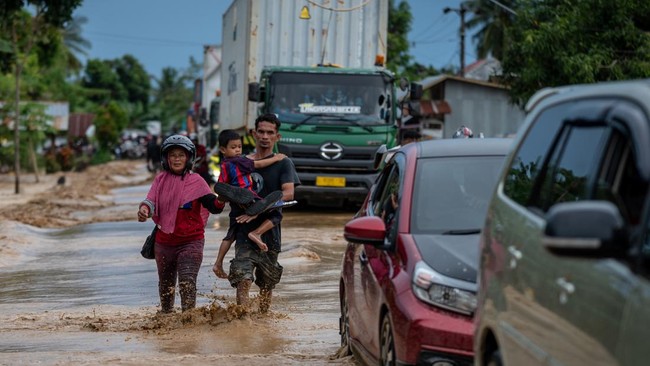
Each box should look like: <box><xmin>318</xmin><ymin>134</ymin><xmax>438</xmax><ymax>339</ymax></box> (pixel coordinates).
<box><xmin>0</xmin><ymin>184</ymin><xmax>359</xmax><ymax>365</ymax></box>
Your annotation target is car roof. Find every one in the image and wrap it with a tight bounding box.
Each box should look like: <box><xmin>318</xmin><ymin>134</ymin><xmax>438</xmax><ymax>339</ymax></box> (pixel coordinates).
<box><xmin>404</xmin><ymin>138</ymin><xmax>513</xmax><ymax>159</ymax></box>
<box><xmin>526</xmin><ymin>78</ymin><xmax>650</xmax><ymax>114</ymax></box>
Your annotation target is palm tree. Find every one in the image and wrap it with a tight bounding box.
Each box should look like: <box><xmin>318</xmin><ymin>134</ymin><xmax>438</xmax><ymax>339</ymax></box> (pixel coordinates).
<box><xmin>463</xmin><ymin>0</ymin><xmax>517</xmax><ymax>61</ymax></box>
<box><xmin>151</xmin><ymin>67</ymin><xmax>194</xmax><ymax>130</ymax></box>
<box><xmin>62</xmin><ymin>15</ymin><xmax>91</xmax><ymax>73</ymax></box>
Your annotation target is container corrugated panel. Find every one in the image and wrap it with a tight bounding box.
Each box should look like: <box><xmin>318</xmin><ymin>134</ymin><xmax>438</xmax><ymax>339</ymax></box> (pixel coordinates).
<box><xmin>202</xmin><ymin>45</ymin><xmax>222</xmax><ymax>111</ymax></box>
<box><xmin>251</xmin><ymin>0</ymin><xmax>388</xmax><ymax>73</ymax></box>
<box><xmin>220</xmin><ymin>0</ymin><xmax>388</xmax><ymax>132</ymax></box>
<box><xmin>220</xmin><ymin>0</ymin><xmax>251</xmax><ymax>132</ymax></box>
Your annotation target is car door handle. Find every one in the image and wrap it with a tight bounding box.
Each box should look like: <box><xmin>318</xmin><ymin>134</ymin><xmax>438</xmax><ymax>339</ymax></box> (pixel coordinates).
<box><xmin>556</xmin><ymin>277</ymin><xmax>575</xmax><ymax>293</ymax></box>
<box><xmin>359</xmin><ymin>251</ymin><xmax>368</xmax><ymax>265</ymax></box>
<box><xmin>507</xmin><ymin>246</ymin><xmax>522</xmax><ymax>269</ymax></box>
<box><xmin>556</xmin><ymin>277</ymin><xmax>575</xmax><ymax>304</ymax></box>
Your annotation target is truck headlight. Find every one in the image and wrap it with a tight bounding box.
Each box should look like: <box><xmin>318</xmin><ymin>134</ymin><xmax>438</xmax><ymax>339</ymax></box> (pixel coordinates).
<box><xmin>412</xmin><ymin>261</ymin><xmax>476</xmax><ymax>316</ymax></box>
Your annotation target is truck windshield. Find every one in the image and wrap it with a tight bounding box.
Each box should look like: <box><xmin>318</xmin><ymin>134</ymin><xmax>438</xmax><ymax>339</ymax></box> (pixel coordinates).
<box><xmin>268</xmin><ymin>72</ymin><xmax>391</xmax><ymax>125</ymax></box>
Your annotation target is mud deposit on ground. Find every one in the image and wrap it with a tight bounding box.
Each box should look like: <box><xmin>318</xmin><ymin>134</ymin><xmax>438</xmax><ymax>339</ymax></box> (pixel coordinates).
<box><xmin>0</xmin><ymin>167</ymin><xmax>358</xmax><ymax>365</ymax></box>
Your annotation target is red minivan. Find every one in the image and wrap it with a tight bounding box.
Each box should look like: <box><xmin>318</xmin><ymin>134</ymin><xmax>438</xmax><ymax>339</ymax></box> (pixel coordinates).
<box><xmin>339</xmin><ymin>138</ymin><xmax>510</xmax><ymax>366</ymax></box>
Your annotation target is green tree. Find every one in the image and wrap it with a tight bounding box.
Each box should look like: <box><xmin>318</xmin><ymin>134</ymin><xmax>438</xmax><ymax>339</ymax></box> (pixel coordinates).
<box><xmin>20</xmin><ymin>102</ymin><xmax>54</xmax><ymax>179</ymax></box>
<box><xmin>387</xmin><ymin>1</ymin><xmax>446</xmax><ymax>81</ymax></box>
<box><xmin>464</xmin><ymin>0</ymin><xmax>517</xmax><ymax>61</ymax></box>
<box><xmin>93</xmin><ymin>100</ymin><xmax>128</xmax><ymax>151</ymax></box>
<box><xmin>81</xmin><ymin>55</ymin><xmax>151</xmax><ymax>124</ymax></box>
<box><xmin>82</xmin><ymin>58</ymin><xmax>127</xmax><ymax>103</ymax></box>
<box><xmin>61</xmin><ymin>15</ymin><xmax>91</xmax><ymax>74</ymax></box>
<box><xmin>1</xmin><ymin>0</ymin><xmax>81</xmax><ymax>194</ymax></box>
<box><xmin>151</xmin><ymin>67</ymin><xmax>193</xmax><ymax>131</ymax></box>
<box><xmin>113</xmin><ymin>54</ymin><xmax>150</xmax><ymax>113</ymax></box>
<box><xmin>387</xmin><ymin>0</ymin><xmax>413</xmax><ymax>75</ymax></box>
<box><xmin>502</xmin><ymin>0</ymin><xmax>650</xmax><ymax>105</ymax></box>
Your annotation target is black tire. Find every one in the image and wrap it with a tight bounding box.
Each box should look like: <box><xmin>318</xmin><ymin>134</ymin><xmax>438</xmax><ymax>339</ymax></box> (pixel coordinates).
<box><xmin>339</xmin><ymin>291</ymin><xmax>352</xmax><ymax>356</ymax></box>
<box><xmin>380</xmin><ymin>315</ymin><xmax>396</xmax><ymax>366</ymax></box>
<box><xmin>487</xmin><ymin>350</ymin><xmax>503</xmax><ymax>366</ymax></box>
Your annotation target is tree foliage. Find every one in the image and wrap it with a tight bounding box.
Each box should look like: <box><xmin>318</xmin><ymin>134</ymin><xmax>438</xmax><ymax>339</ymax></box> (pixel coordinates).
<box><xmin>387</xmin><ymin>0</ymin><xmax>448</xmax><ymax>81</ymax></box>
<box><xmin>113</xmin><ymin>55</ymin><xmax>150</xmax><ymax>113</ymax></box>
<box><xmin>81</xmin><ymin>55</ymin><xmax>151</xmax><ymax>127</ymax></box>
<box><xmin>386</xmin><ymin>0</ymin><xmax>412</xmax><ymax>75</ymax></box>
<box><xmin>464</xmin><ymin>0</ymin><xmax>516</xmax><ymax>61</ymax></box>
<box><xmin>501</xmin><ymin>0</ymin><xmax>650</xmax><ymax>105</ymax></box>
<box><xmin>93</xmin><ymin>100</ymin><xmax>128</xmax><ymax>151</ymax></box>
<box><xmin>61</xmin><ymin>15</ymin><xmax>91</xmax><ymax>73</ymax></box>
<box><xmin>1</xmin><ymin>0</ymin><xmax>81</xmax><ymax>192</ymax></box>
<box><xmin>151</xmin><ymin>67</ymin><xmax>193</xmax><ymax>131</ymax></box>
<box><xmin>82</xmin><ymin>59</ymin><xmax>126</xmax><ymax>102</ymax></box>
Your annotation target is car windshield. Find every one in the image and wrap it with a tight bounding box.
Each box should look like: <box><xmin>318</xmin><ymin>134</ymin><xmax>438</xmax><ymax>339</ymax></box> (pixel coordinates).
<box><xmin>411</xmin><ymin>156</ymin><xmax>504</xmax><ymax>234</ymax></box>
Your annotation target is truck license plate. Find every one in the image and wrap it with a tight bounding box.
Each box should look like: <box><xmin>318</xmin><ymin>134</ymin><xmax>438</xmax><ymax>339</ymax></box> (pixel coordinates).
<box><xmin>316</xmin><ymin>176</ymin><xmax>346</xmax><ymax>187</ymax></box>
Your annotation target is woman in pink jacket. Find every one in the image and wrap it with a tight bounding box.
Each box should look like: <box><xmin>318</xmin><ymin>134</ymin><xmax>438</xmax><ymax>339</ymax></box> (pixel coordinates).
<box><xmin>137</xmin><ymin>135</ymin><xmax>225</xmax><ymax>313</ymax></box>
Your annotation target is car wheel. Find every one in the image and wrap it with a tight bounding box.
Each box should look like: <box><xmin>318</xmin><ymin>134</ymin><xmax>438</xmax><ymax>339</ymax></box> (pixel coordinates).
<box><xmin>380</xmin><ymin>315</ymin><xmax>396</xmax><ymax>366</ymax></box>
<box><xmin>486</xmin><ymin>350</ymin><xmax>503</xmax><ymax>366</ymax></box>
<box><xmin>339</xmin><ymin>293</ymin><xmax>352</xmax><ymax>356</ymax></box>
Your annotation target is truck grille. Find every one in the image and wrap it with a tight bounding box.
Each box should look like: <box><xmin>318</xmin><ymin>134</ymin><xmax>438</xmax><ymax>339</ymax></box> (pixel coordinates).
<box><xmin>279</xmin><ymin>143</ymin><xmax>378</xmax><ymax>173</ymax></box>
<box><xmin>291</xmin><ymin>151</ymin><xmax>373</xmax><ymax>160</ymax></box>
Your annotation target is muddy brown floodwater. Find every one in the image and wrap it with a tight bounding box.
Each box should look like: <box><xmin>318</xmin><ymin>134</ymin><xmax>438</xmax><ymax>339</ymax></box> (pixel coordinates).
<box><xmin>0</xmin><ymin>183</ymin><xmax>360</xmax><ymax>366</ymax></box>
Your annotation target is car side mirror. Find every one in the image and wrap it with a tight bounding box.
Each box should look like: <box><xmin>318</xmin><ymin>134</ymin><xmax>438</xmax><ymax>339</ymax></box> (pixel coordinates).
<box><xmin>344</xmin><ymin>216</ymin><xmax>389</xmax><ymax>249</ymax></box>
<box><xmin>543</xmin><ymin>201</ymin><xmax>628</xmax><ymax>257</ymax></box>
<box><xmin>374</xmin><ymin>145</ymin><xmax>387</xmax><ymax>170</ymax></box>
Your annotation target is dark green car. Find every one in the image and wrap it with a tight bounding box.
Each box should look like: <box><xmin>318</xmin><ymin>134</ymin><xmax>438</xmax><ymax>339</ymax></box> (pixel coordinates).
<box><xmin>475</xmin><ymin>79</ymin><xmax>650</xmax><ymax>366</ymax></box>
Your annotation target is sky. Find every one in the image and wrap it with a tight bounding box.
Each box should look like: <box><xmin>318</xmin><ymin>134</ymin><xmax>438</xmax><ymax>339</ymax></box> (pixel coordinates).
<box><xmin>75</xmin><ymin>0</ymin><xmax>477</xmax><ymax>79</ymax></box>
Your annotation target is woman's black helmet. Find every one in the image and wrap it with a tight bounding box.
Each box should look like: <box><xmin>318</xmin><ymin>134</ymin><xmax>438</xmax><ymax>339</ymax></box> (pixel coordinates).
<box><xmin>160</xmin><ymin>135</ymin><xmax>196</xmax><ymax>173</ymax></box>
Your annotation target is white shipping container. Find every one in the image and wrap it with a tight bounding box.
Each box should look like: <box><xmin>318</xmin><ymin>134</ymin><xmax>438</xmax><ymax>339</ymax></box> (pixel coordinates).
<box><xmin>219</xmin><ymin>0</ymin><xmax>388</xmax><ymax>132</ymax></box>
<box><xmin>202</xmin><ymin>44</ymin><xmax>222</xmax><ymax>111</ymax></box>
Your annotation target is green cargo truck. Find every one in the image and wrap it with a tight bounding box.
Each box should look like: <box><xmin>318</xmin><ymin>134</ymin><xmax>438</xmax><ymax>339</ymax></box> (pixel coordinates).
<box><xmin>248</xmin><ymin>64</ymin><xmax>420</xmax><ymax>206</ymax></box>
<box><xmin>219</xmin><ymin>0</ymin><xmax>421</xmax><ymax>206</ymax></box>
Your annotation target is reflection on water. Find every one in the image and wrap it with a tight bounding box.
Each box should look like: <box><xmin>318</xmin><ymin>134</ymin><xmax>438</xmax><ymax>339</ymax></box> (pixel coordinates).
<box><xmin>0</xmin><ymin>187</ymin><xmax>358</xmax><ymax>365</ymax></box>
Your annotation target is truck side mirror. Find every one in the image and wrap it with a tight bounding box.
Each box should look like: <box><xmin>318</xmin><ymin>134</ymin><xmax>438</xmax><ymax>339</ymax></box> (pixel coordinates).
<box><xmin>399</xmin><ymin>77</ymin><xmax>409</xmax><ymax>91</ymax></box>
<box><xmin>410</xmin><ymin>83</ymin><xmax>423</xmax><ymax>101</ymax></box>
<box><xmin>408</xmin><ymin>101</ymin><xmax>421</xmax><ymax>117</ymax></box>
<box><xmin>248</xmin><ymin>82</ymin><xmax>261</xmax><ymax>102</ymax></box>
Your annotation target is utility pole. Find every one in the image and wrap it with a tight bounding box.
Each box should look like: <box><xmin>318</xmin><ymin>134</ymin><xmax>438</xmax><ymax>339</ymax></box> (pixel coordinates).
<box><xmin>444</xmin><ymin>4</ymin><xmax>467</xmax><ymax>77</ymax></box>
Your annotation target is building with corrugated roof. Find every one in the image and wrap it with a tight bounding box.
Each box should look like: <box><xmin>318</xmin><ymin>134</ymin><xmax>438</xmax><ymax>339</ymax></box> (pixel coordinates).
<box><xmin>412</xmin><ymin>69</ymin><xmax>524</xmax><ymax>139</ymax></box>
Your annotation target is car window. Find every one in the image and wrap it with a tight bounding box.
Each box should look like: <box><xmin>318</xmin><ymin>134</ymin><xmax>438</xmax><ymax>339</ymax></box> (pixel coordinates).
<box><xmin>535</xmin><ymin>125</ymin><xmax>608</xmax><ymax>212</ymax></box>
<box><xmin>503</xmin><ymin>104</ymin><xmax>565</xmax><ymax>205</ymax></box>
<box><xmin>504</xmin><ymin>99</ymin><xmax>617</xmax><ymax>207</ymax></box>
<box><xmin>370</xmin><ymin>154</ymin><xmax>403</xmax><ymax>221</ymax></box>
<box><xmin>596</xmin><ymin>128</ymin><xmax>646</xmax><ymax>224</ymax></box>
<box><xmin>377</xmin><ymin>166</ymin><xmax>400</xmax><ymax>226</ymax></box>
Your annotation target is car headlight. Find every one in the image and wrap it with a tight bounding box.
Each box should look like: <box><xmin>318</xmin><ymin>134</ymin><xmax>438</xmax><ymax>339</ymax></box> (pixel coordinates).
<box><xmin>412</xmin><ymin>261</ymin><xmax>476</xmax><ymax>315</ymax></box>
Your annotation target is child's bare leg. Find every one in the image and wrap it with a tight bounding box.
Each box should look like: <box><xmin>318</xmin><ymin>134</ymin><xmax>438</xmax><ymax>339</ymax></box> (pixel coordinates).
<box><xmin>248</xmin><ymin>219</ymin><xmax>274</xmax><ymax>252</ymax></box>
<box><xmin>213</xmin><ymin>239</ymin><xmax>233</xmax><ymax>278</ymax></box>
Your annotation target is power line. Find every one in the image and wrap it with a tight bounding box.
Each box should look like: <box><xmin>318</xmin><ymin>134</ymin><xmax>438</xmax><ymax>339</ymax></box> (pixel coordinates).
<box><xmin>413</xmin><ymin>16</ymin><xmax>455</xmax><ymax>43</ymax></box>
<box><xmin>488</xmin><ymin>0</ymin><xmax>517</xmax><ymax>15</ymax></box>
<box><xmin>411</xmin><ymin>13</ymin><xmax>446</xmax><ymax>40</ymax></box>
<box><xmin>86</xmin><ymin>31</ymin><xmax>208</xmax><ymax>47</ymax></box>
<box><xmin>413</xmin><ymin>36</ymin><xmax>456</xmax><ymax>45</ymax></box>
<box><xmin>444</xmin><ymin>50</ymin><xmax>459</xmax><ymax>69</ymax></box>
